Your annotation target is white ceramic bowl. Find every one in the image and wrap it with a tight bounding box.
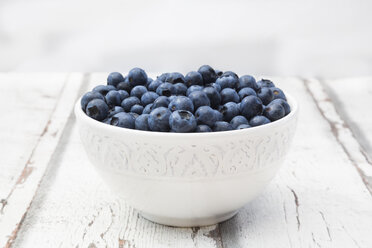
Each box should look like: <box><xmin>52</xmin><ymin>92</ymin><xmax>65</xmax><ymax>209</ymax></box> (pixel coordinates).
<box><xmin>75</xmin><ymin>95</ymin><xmax>298</xmax><ymax>227</ymax></box>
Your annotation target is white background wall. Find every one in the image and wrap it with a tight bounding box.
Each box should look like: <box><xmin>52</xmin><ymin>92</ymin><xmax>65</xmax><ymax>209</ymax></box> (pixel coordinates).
<box><xmin>1</xmin><ymin>0</ymin><xmax>371</xmax><ymax>77</ymax></box>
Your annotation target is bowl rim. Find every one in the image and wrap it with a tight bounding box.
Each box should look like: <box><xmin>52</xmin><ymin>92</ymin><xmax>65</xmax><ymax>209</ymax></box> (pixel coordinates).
<box><xmin>75</xmin><ymin>93</ymin><xmax>298</xmax><ymax>137</ymax></box>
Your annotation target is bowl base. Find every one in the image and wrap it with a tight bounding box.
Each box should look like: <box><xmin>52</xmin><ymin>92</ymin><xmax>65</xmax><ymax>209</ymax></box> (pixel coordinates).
<box><xmin>140</xmin><ymin>210</ymin><xmax>239</xmax><ymax>227</ymax></box>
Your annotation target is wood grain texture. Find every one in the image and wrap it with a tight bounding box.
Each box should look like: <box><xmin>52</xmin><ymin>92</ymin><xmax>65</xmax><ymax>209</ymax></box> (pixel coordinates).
<box><xmin>0</xmin><ymin>73</ymin><xmax>85</xmax><ymax>247</ymax></box>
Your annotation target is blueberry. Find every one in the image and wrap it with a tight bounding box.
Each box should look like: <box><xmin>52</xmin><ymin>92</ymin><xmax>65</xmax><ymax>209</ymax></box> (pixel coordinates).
<box><xmin>238</xmin><ymin>87</ymin><xmax>257</xmax><ymax>100</ymax></box>
<box><xmin>213</xmin><ymin>121</ymin><xmax>233</xmax><ymax>132</ymax></box>
<box><xmin>103</xmin><ymin>117</ymin><xmax>112</xmax><ymax>124</ymax></box>
<box><xmin>141</xmin><ymin>92</ymin><xmax>159</xmax><ymax>106</ymax></box>
<box><xmin>188</xmin><ymin>90</ymin><xmax>210</xmax><ymax>110</ymax></box>
<box><xmin>168</xmin><ymin>96</ymin><xmax>194</xmax><ymax>112</ymax></box>
<box><xmin>209</xmin><ymin>82</ymin><xmax>221</xmax><ymax>92</ymax></box>
<box><xmin>238</xmin><ymin>75</ymin><xmax>258</xmax><ymax>91</ymax></box>
<box><xmin>174</xmin><ymin>83</ymin><xmax>187</xmax><ymax>95</ymax></box>
<box><xmin>152</xmin><ymin>96</ymin><xmax>170</xmax><ymax>109</ymax></box>
<box><xmin>257</xmin><ymin>87</ymin><xmax>274</xmax><ymax>105</ymax></box>
<box><xmin>107</xmin><ymin>72</ymin><xmax>124</xmax><ymax>87</ymax></box>
<box><xmin>81</xmin><ymin>91</ymin><xmax>105</xmax><ymax>111</ymax></box>
<box><xmin>169</xmin><ymin>110</ymin><xmax>197</xmax><ymax>133</ymax></box>
<box><xmin>220</xmin><ymin>71</ymin><xmax>239</xmax><ymax>80</ymax></box>
<box><xmin>203</xmin><ymin>86</ymin><xmax>221</xmax><ymax>109</ymax></box>
<box><xmin>198</xmin><ymin>65</ymin><xmax>217</xmax><ymax>84</ymax></box>
<box><xmin>269</xmin><ymin>99</ymin><xmax>291</xmax><ymax>115</ymax></box>
<box><xmin>93</xmin><ymin>85</ymin><xmax>116</xmax><ymax>96</ymax></box>
<box><xmin>186</xmin><ymin>85</ymin><xmax>204</xmax><ymax>96</ymax></box>
<box><xmin>127</xmin><ymin>68</ymin><xmax>148</xmax><ymax>87</ymax></box>
<box><xmin>236</xmin><ymin>124</ymin><xmax>251</xmax><ymax>130</ymax></box>
<box><xmin>146</xmin><ymin>77</ymin><xmax>153</xmax><ymax>88</ymax></box>
<box><xmin>135</xmin><ymin>114</ymin><xmax>150</xmax><ymax>131</ymax></box>
<box><xmin>157</xmin><ymin>72</ymin><xmax>170</xmax><ymax>82</ymax></box>
<box><xmin>257</xmin><ymin>79</ymin><xmax>275</xmax><ymax>88</ymax></box>
<box><xmin>240</xmin><ymin>95</ymin><xmax>263</xmax><ymax>119</ymax></box>
<box><xmin>116</xmin><ymin>79</ymin><xmax>132</xmax><ymax>92</ymax></box>
<box><xmin>148</xmin><ymin>79</ymin><xmax>163</xmax><ymax>92</ymax></box>
<box><xmin>249</xmin><ymin>116</ymin><xmax>271</xmax><ymax>127</ymax></box>
<box><xmin>130</xmin><ymin>85</ymin><xmax>148</xmax><ymax>99</ymax></box>
<box><xmin>168</xmin><ymin>95</ymin><xmax>177</xmax><ymax>102</ymax></box>
<box><xmin>118</xmin><ymin>90</ymin><xmax>129</xmax><ymax>101</ymax></box>
<box><xmin>219</xmin><ymin>102</ymin><xmax>240</xmax><ymax>122</ymax></box>
<box><xmin>214</xmin><ymin>109</ymin><xmax>223</xmax><ymax>121</ymax></box>
<box><xmin>110</xmin><ymin>112</ymin><xmax>135</xmax><ymax>129</ymax></box>
<box><xmin>195</xmin><ymin>125</ymin><xmax>212</xmax><ymax>132</ymax></box>
<box><xmin>220</xmin><ymin>88</ymin><xmax>240</xmax><ymax>104</ymax></box>
<box><xmin>215</xmin><ymin>70</ymin><xmax>223</xmax><ymax>77</ymax></box>
<box><xmin>215</xmin><ymin>76</ymin><xmax>238</xmax><ymax>90</ymax></box>
<box><xmin>105</xmin><ymin>90</ymin><xmax>122</xmax><ymax>107</ymax></box>
<box><xmin>185</xmin><ymin>71</ymin><xmax>203</xmax><ymax>86</ymax></box>
<box><xmin>263</xmin><ymin>103</ymin><xmax>285</xmax><ymax>121</ymax></box>
<box><xmin>270</xmin><ymin>87</ymin><xmax>287</xmax><ymax>100</ymax></box>
<box><xmin>121</xmin><ymin>96</ymin><xmax>140</xmax><ymax>112</ymax></box>
<box><xmin>129</xmin><ymin>112</ymin><xmax>139</xmax><ymax>119</ymax></box>
<box><xmin>156</xmin><ymin>82</ymin><xmax>175</xmax><ymax>96</ymax></box>
<box><xmin>195</xmin><ymin>106</ymin><xmax>218</xmax><ymax>127</ymax></box>
<box><xmin>108</xmin><ymin>106</ymin><xmax>124</xmax><ymax>118</ymax></box>
<box><xmin>143</xmin><ymin>103</ymin><xmax>153</xmax><ymax>114</ymax></box>
<box><xmin>148</xmin><ymin>107</ymin><xmax>172</xmax><ymax>132</ymax></box>
<box><xmin>230</xmin><ymin>115</ymin><xmax>249</xmax><ymax>129</ymax></box>
<box><xmin>165</xmin><ymin>72</ymin><xmax>185</xmax><ymax>84</ymax></box>
<box><xmin>130</xmin><ymin>104</ymin><xmax>144</xmax><ymax>115</ymax></box>
<box><xmin>86</xmin><ymin>99</ymin><xmax>109</xmax><ymax>121</ymax></box>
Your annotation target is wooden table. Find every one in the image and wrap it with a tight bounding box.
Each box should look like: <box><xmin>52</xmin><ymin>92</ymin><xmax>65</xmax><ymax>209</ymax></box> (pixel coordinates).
<box><xmin>1</xmin><ymin>74</ymin><xmax>371</xmax><ymax>248</ymax></box>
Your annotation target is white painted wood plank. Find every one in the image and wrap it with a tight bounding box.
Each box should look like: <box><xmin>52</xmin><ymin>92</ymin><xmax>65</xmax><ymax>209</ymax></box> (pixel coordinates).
<box><xmin>220</xmin><ymin>78</ymin><xmax>372</xmax><ymax>248</ymax></box>
<box><xmin>0</xmin><ymin>73</ymin><xmax>85</xmax><ymax>247</ymax></box>
<box><xmin>11</xmin><ymin>73</ymin><xmax>220</xmax><ymax>248</ymax></box>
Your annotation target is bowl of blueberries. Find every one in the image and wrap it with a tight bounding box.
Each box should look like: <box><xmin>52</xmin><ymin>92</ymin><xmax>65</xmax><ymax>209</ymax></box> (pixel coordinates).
<box><xmin>75</xmin><ymin>65</ymin><xmax>298</xmax><ymax>227</ymax></box>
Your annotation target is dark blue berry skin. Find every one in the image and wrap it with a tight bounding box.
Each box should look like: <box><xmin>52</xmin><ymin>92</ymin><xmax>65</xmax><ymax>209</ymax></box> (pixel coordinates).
<box><xmin>263</xmin><ymin>103</ymin><xmax>285</xmax><ymax>121</ymax></box>
<box><xmin>238</xmin><ymin>87</ymin><xmax>257</xmax><ymax>100</ymax></box>
<box><xmin>209</xmin><ymin>83</ymin><xmax>221</xmax><ymax>92</ymax></box>
<box><xmin>81</xmin><ymin>91</ymin><xmax>105</xmax><ymax>111</ymax></box>
<box><xmin>107</xmin><ymin>72</ymin><xmax>124</xmax><ymax>87</ymax></box>
<box><xmin>195</xmin><ymin>125</ymin><xmax>212</xmax><ymax>132</ymax></box>
<box><xmin>118</xmin><ymin>90</ymin><xmax>129</xmax><ymax>101</ymax></box>
<box><xmin>198</xmin><ymin>65</ymin><xmax>217</xmax><ymax>85</ymax></box>
<box><xmin>203</xmin><ymin>86</ymin><xmax>221</xmax><ymax>109</ymax></box>
<box><xmin>257</xmin><ymin>87</ymin><xmax>274</xmax><ymax>105</ymax></box>
<box><xmin>270</xmin><ymin>87</ymin><xmax>287</xmax><ymax>100</ymax></box>
<box><xmin>108</xmin><ymin>106</ymin><xmax>124</xmax><ymax>118</ymax></box>
<box><xmin>166</xmin><ymin>72</ymin><xmax>185</xmax><ymax>84</ymax></box>
<box><xmin>135</xmin><ymin>114</ymin><xmax>150</xmax><ymax>131</ymax></box>
<box><xmin>116</xmin><ymin>80</ymin><xmax>132</xmax><ymax>92</ymax></box>
<box><xmin>148</xmin><ymin>79</ymin><xmax>163</xmax><ymax>92</ymax></box>
<box><xmin>215</xmin><ymin>76</ymin><xmax>238</xmax><ymax>90</ymax></box>
<box><xmin>105</xmin><ymin>90</ymin><xmax>122</xmax><ymax>107</ymax></box>
<box><xmin>169</xmin><ymin>110</ymin><xmax>197</xmax><ymax>133</ymax></box>
<box><xmin>168</xmin><ymin>95</ymin><xmax>177</xmax><ymax>102</ymax></box>
<box><xmin>168</xmin><ymin>96</ymin><xmax>194</xmax><ymax>112</ymax></box>
<box><xmin>213</xmin><ymin>121</ymin><xmax>233</xmax><ymax>132</ymax></box>
<box><xmin>188</xmin><ymin>90</ymin><xmax>211</xmax><ymax>110</ymax></box>
<box><xmin>240</xmin><ymin>95</ymin><xmax>263</xmax><ymax>119</ymax></box>
<box><xmin>186</xmin><ymin>85</ymin><xmax>204</xmax><ymax>96</ymax></box>
<box><xmin>129</xmin><ymin>112</ymin><xmax>139</xmax><ymax>120</ymax></box>
<box><xmin>236</xmin><ymin>124</ymin><xmax>251</xmax><ymax>129</ymax></box>
<box><xmin>121</xmin><ymin>96</ymin><xmax>141</xmax><ymax>112</ymax></box>
<box><xmin>220</xmin><ymin>71</ymin><xmax>239</xmax><ymax>80</ymax></box>
<box><xmin>110</xmin><ymin>112</ymin><xmax>135</xmax><ymax>129</ymax></box>
<box><xmin>249</xmin><ymin>116</ymin><xmax>271</xmax><ymax>127</ymax></box>
<box><xmin>86</xmin><ymin>99</ymin><xmax>109</xmax><ymax>121</ymax></box>
<box><xmin>230</xmin><ymin>115</ymin><xmax>249</xmax><ymax>129</ymax></box>
<box><xmin>103</xmin><ymin>117</ymin><xmax>112</xmax><ymax>124</ymax></box>
<box><xmin>195</xmin><ymin>106</ymin><xmax>218</xmax><ymax>127</ymax></box>
<box><xmin>270</xmin><ymin>99</ymin><xmax>291</xmax><ymax>115</ymax></box>
<box><xmin>215</xmin><ymin>70</ymin><xmax>223</xmax><ymax>77</ymax></box>
<box><xmin>214</xmin><ymin>110</ymin><xmax>223</xmax><ymax>121</ymax></box>
<box><xmin>238</xmin><ymin>75</ymin><xmax>258</xmax><ymax>91</ymax></box>
<box><xmin>130</xmin><ymin>85</ymin><xmax>148</xmax><ymax>99</ymax></box>
<box><xmin>143</xmin><ymin>103</ymin><xmax>153</xmax><ymax>114</ymax></box>
<box><xmin>257</xmin><ymin>79</ymin><xmax>275</xmax><ymax>88</ymax></box>
<box><xmin>185</xmin><ymin>71</ymin><xmax>203</xmax><ymax>87</ymax></box>
<box><xmin>93</xmin><ymin>85</ymin><xmax>116</xmax><ymax>96</ymax></box>
<box><xmin>146</xmin><ymin>77</ymin><xmax>153</xmax><ymax>88</ymax></box>
<box><xmin>127</xmin><ymin>67</ymin><xmax>148</xmax><ymax>87</ymax></box>
<box><xmin>141</xmin><ymin>92</ymin><xmax>159</xmax><ymax>106</ymax></box>
<box><xmin>156</xmin><ymin>82</ymin><xmax>175</xmax><ymax>97</ymax></box>
<box><xmin>219</xmin><ymin>102</ymin><xmax>240</xmax><ymax>122</ymax></box>
<box><xmin>220</xmin><ymin>88</ymin><xmax>240</xmax><ymax>104</ymax></box>
<box><xmin>157</xmin><ymin>73</ymin><xmax>170</xmax><ymax>82</ymax></box>
<box><xmin>152</xmin><ymin>96</ymin><xmax>170</xmax><ymax>109</ymax></box>
<box><xmin>174</xmin><ymin>83</ymin><xmax>187</xmax><ymax>95</ymax></box>
<box><xmin>148</xmin><ymin>107</ymin><xmax>172</xmax><ymax>132</ymax></box>
<box><xmin>130</xmin><ymin>104</ymin><xmax>144</xmax><ymax>115</ymax></box>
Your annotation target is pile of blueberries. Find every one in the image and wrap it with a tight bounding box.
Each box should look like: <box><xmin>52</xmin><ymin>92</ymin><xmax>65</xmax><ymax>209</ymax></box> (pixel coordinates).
<box><xmin>81</xmin><ymin>65</ymin><xmax>290</xmax><ymax>132</ymax></box>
